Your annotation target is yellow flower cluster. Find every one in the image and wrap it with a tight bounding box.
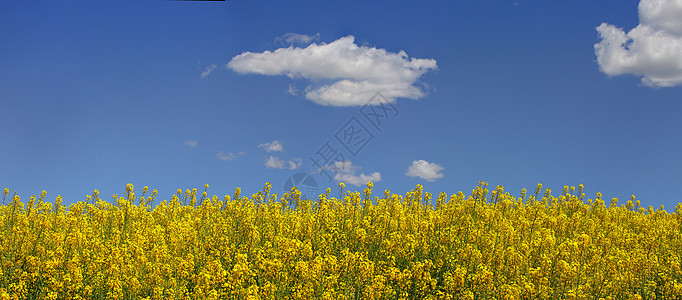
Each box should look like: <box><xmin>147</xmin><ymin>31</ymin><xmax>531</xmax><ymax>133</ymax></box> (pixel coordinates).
<box><xmin>0</xmin><ymin>181</ymin><xmax>681</xmax><ymax>299</ymax></box>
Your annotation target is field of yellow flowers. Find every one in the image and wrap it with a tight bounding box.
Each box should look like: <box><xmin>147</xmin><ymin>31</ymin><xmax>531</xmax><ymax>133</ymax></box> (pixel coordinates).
<box><xmin>1</xmin><ymin>181</ymin><xmax>681</xmax><ymax>299</ymax></box>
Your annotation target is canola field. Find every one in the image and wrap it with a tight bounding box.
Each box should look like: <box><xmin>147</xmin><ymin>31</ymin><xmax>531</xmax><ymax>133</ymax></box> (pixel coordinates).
<box><xmin>0</xmin><ymin>182</ymin><xmax>681</xmax><ymax>300</ymax></box>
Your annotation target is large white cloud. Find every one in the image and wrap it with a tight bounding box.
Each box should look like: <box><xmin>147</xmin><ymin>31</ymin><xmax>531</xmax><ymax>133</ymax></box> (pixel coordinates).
<box><xmin>227</xmin><ymin>35</ymin><xmax>438</xmax><ymax>106</ymax></box>
<box><xmin>595</xmin><ymin>0</ymin><xmax>682</xmax><ymax>87</ymax></box>
<box><xmin>405</xmin><ymin>160</ymin><xmax>444</xmax><ymax>182</ymax></box>
<box><xmin>326</xmin><ymin>160</ymin><xmax>381</xmax><ymax>187</ymax></box>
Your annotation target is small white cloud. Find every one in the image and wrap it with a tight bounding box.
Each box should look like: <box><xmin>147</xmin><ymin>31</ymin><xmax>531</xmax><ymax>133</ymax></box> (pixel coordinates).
<box><xmin>336</xmin><ymin>172</ymin><xmax>382</xmax><ymax>187</ymax></box>
<box><xmin>325</xmin><ymin>160</ymin><xmax>381</xmax><ymax>187</ymax></box>
<box><xmin>275</xmin><ymin>33</ymin><xmax>321</xmax><ymax>45</ymax></box>
<box><xmin>287</xmin><ymin>158</ymin><xmax>303</xmax><ymax>170</ymax></box>
<box><xmin>405</xmin><ymin>160</ymin><xmax>444</xmax><ymax>182</ymax></box>
<box><xmin>227</xmin><ymin>35</ymin><xmax>438</xmax><ymax>106</ymax></box>
<box><xmin>258</xmin><ymin>140</ymin><xmax>284</xmax><ymax>152</ymax></box>
<box><xmin>201</xmin><ymin>64</ymin><xmax>218</xmax><ymax>79</ymax></box>
<box><xmin>265</xmin><ymin>156</ymin><xmax>302</xmax><ymax>170</ymax></box>
<box><xmin>265</xmin><ymin>156</ymin><xmax>284</xmax><ymax>168</ymax></box>
<box><xmin>217</xmin><ymin>151</ymin><xmax>230</xmax><ymax>160</ymax></box>
<box><xmin>286</xmin><ymin>84</ymin><xmax>299</xmax><ymax>96</ymax></box>
<box><xmin>327</xmin><ymin>160</ymin><xmax>356</xmax><ymax>174</ymax></box>
<box><xmin>595</xmin><ymin>0</ymin><xmax>682</xmax><ymax>87</ymax></box>
<box><xmin>217</xmin><ymin>151</ymin><xmax>245</xmax><ymax>161</ymax></box>
<box><xmin>184</xmin><ymin>140</ymin><xmax>197</xmax><ymax>148</ymax></box>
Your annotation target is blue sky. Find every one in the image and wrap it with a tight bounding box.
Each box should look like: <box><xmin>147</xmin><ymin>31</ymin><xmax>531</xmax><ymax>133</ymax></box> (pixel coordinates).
<box><xmin>1</xmin><ymin>0</ymin><xmax>681</xmax><ymax>210</ymax></box>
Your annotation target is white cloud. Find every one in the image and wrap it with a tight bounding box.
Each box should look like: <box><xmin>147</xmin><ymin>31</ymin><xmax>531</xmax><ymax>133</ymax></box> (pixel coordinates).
<box><xmin>286</xmin><ymin>84</ymin><xmax>299</xmax><ymax>96</ymax></box>
<box><xmin>595</xmin><ymin>0</ymin><xmax>682</xmax><ymax>87</ymax></box>
<box><xmin>265</xmin><ymin>156</ymin><xmax>285</xmax><ymax>168</ymax></box>
<box><xmin>184</xmin><ymin>140</ymin><xmax>197</xmax><ymax>147</ymax></box>
<box><xmin>287</xmin><ymin>158</ymin><xmax>303</xmax><ymax>170</ymax></box>
<box><xmin>227</xmin><ymin>35</ymin><xmax>438</xmax><ymax>106</ymax></box>
<box><xmin>336</xmin><ymin>172</ymin><xmax>382</xmax><ymax>187</ymax></box>
<box><xmin>275</xmin><ymin>33</ymin><xmax>320</xmax><ymax>45</ymax></box>
<box><xmin>265</xmin><ymin>156</ymin><xmax>302</xmax><ymax>170</ymax></box>
<box><xmin>217</xmin><ymin>151</ymin><xmax>246</xmax><ymax>161</ymax></box>
<box><xmin>201</xmin><ymin>64</ymin><xmax>217</xmax><ymax>79</ymax></box>
<box><xmin>327</xmin><ymin>160</ymin><xmax>356</xmax><ymax>174</ymax></box>
<box><xmin>405</xmin><ymin>160</ymin><xmax>444</xmax><ymax>182</ymax></box>
<box><xmin>325</xmin><ymin>160</ymin><xmax>381</xmax><ymax>187</ymax></box>
<box><xmin>258</xmin><ymin>140</ymin><xmax>284</xmax><ymax>152</ymax></box>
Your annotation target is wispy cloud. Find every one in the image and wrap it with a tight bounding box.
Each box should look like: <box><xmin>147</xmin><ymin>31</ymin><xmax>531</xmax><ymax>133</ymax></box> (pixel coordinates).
<box><xmin>275</xmin><ymin>33</ymin><xmax>320</xmax><ymax>45</ymax></box>
<box><xmin>286</xmin><ymin>84</ymin><xmax>299</xmax><ymax>96</ymax></box>
<box><xmin>325</xmin><ymin>160</ymin><xmax>381</xmax><ymax>187</ymax></box>
<box><xmin>227</xmin><ymin>35</ymin><xmax>438</xmax><ymax>106</ymax></box>
<box><xmin>217</xmin><ymin>151</ymin><xmax>246</xmax><ymax>161</ymax></box>
<box><xmin>595</xmin><ymin>0</ymin><xmax>682</xmax><ymax>87</ymax></box>
<box><xmin>265</xmin><ymin>156</ymin><xmax>302</xmax><ymax>170</ymax></box>
<box><xmin>258</xmin><ymin>140</ymin><xmax>284</xmax><ymax>153</ymax></box>
<box><xmin>184</xmin><ymin>140</ymin><xmax>197</xmax><ymax>148</ymax></box>
<box><xmin>201</xmin><ymin>64</ymin><xmax>217</xmax><ymax>79</ymax></box>
<box><xmin>405</xmin><ymin>160</ymin><xmax>444</xmax><ymax>182</ymax></box>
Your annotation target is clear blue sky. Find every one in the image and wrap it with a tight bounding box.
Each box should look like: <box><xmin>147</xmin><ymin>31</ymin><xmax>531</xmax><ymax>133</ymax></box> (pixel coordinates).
<box><xmin>2</xmin><ymin>0</ymin><xmax>681</xmax><ymax>210</ymax></box>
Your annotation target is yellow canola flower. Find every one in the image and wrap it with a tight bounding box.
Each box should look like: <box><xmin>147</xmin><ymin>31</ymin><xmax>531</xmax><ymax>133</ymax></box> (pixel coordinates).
<box><xmin>0</xmin><ymin>182</ymin><xmax>679</xmax><ymax>299</ymax></box>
